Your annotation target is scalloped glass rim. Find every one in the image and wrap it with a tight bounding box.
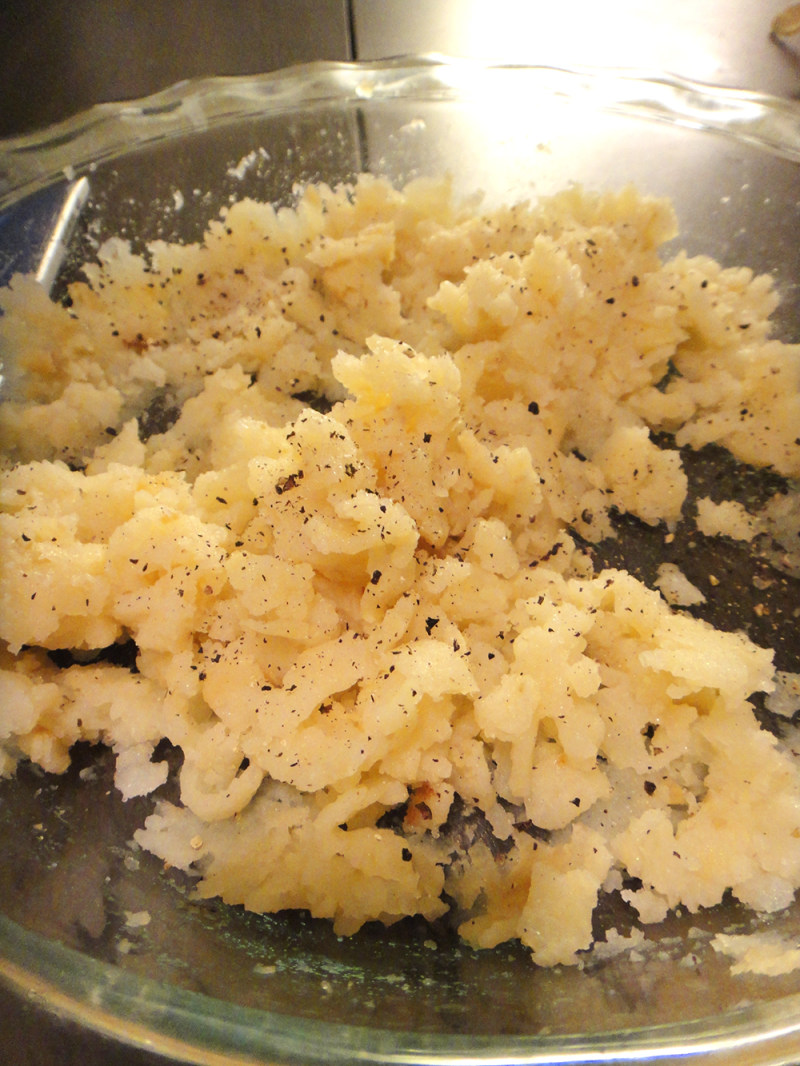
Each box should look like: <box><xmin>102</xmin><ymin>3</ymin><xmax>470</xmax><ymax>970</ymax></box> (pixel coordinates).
<box><xmin>1</xmin><ymin>56</ymin><xmax>800</xmax><ymax>1066</ymax></box>
<box><xmin>1</xmin><ymin>55</ymin><xmax>800</xmax><ymax>210</ymax></box>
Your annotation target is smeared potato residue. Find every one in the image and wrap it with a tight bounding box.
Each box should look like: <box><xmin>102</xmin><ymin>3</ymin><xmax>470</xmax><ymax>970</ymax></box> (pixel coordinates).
<box><xmin>1</xmin><ymin>177</ymin><xmax>799</xmax><ymax>967</ymax></box>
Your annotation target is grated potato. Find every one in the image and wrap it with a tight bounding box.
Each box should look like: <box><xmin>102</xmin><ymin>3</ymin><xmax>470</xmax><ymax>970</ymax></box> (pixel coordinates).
<box><xmin>1</xmin><ymin>177</ymin><xmax>799</xmax><ymax>967</ymax></box>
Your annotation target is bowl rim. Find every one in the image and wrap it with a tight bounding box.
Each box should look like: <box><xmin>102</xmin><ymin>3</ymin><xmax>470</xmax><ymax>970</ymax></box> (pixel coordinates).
<box><xmin>1</xmin><ymin>54</ymin><xmax>800</xmax><ymax>210</ymax></box>
<box><xmin>3</xmin><ymin>913</ymin><xmax>800</xmax><ymax>1066</ymax></box>
<box><xmin>1</xmin><ymin>54</ymin><xmax>800</xmax><ymax>1066</ymax></box>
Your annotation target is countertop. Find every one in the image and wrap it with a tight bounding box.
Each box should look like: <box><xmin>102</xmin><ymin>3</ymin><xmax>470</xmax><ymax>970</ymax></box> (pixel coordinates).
<box><xmin>0</xmin><ymin>2</ymin><xmax>798</xmax><ymax>1064</ymax></box>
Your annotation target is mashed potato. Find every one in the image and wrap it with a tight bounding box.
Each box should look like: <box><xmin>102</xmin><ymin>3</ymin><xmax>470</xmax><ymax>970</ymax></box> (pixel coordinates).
<box><xmin>1</xmin><ymin>177</ymin><xmax>799</xmax><ymax>967</ymax></box>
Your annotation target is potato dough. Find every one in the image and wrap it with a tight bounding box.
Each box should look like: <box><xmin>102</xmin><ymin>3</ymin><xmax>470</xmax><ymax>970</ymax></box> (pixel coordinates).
<box><xmin>1</xmin><ymin>177</ymin><xmax>798</xmax><ymax>966</ymax></box>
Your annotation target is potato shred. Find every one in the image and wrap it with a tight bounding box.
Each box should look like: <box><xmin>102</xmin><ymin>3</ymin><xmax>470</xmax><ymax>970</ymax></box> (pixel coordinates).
<box><xmin>1</xmin><ymin>177</ymin><xmax>799</xmax><ymax>967</ymax></box>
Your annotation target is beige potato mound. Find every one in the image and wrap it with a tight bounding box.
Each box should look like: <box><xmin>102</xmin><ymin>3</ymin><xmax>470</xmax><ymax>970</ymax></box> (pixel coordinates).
<box><xmin>1</xmin><ymin>177</ymin><xmax>799</xmax><ymax>967</ymax></box>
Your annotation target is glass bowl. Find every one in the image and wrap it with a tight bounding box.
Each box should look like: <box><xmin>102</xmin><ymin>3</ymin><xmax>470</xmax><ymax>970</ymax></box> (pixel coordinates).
<box><xmin>0</xmin><ymin>56</ymin><xmax>799</xmax><ymax>1066</ymax></box>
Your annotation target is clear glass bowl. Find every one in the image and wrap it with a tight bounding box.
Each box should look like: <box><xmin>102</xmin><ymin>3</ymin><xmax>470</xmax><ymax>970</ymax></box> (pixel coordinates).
<box><xmin>0</xmin><ymin>56</ymin><xmax>799</xmax><ymax>1066</ymax></box>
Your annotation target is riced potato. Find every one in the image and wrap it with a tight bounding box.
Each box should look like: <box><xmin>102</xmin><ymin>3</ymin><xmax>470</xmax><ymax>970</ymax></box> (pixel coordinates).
<box><xmin>1</xmin><ymin>177</ymin><xmax>799</xmax><ymax>967</ymax></box>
